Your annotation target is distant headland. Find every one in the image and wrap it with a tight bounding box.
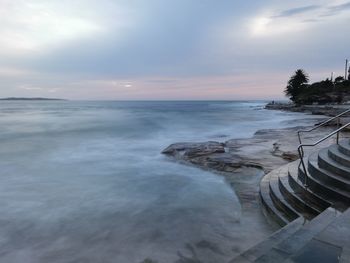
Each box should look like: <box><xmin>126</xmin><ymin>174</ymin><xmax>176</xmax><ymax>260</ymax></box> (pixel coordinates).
<box><xmin>284</xmin><ymin>68</ymin><xmax>350</xmax><ymax>105</ymax></box>
<box><xmin>0</xmin><ymin>97</ymin><xmax>66</xmax><ymax>101</ymax></box>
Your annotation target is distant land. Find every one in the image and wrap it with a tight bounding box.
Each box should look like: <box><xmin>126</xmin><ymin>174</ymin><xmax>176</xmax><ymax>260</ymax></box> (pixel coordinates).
<box><xmin>0</xmin><ymin>97</ymin><xmax>66</xmax><ymax>101</ymax></box>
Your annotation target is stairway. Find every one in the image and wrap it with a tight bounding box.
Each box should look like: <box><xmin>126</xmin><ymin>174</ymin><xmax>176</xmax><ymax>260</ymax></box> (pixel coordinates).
<box><xmin>230</xmin><ymin>139</ymin><xmax>350</xmax><ymax>262</ymax></box>
<box><xmin>230</xmin><ymin>207</ymin><xmax>350</xmax><ymax>262</ymax></box>
<box><xmin>260</xmin><ymin>139</ymin><xmax>350</xmax><ymax>226</ymax></box>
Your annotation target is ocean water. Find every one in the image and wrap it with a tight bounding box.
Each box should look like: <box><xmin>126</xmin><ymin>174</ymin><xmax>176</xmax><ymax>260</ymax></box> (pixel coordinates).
<box><xmin>0</xmin><ymin>101</ymin><xmax>318</xmax><ymax>263</ymax></box>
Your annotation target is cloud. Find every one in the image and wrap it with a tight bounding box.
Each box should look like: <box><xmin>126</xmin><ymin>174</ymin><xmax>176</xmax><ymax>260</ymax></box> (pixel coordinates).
<box><xmin>249</xmin><ymin>13</ymin><xmax>310</xmax><ymax>37</ymax></box>
<box><xmin>249</xmin><ymin>2</ymin><xmax>350</xmax><ymax>37</ymax></box>
<box><xmin>329</xmin><ymin>1</ymin><xmax>350</xmax><ymax>12</ymax></box>
<box><xmin>302</xmin><ymin>18</ymin><xmax>322</xmax><ymax>23</ymax></box>
<box><xmin>0</xmin><ymin>67</ymin><xmax>36</xmax><ymax>77</ymax></box>
<box><xmin>18</xmin><ymin>84</ymin><xmax>42</xmax><ymax>91</ymax></box>
<box><xmin>0</xmin><ymin>0</ymin><xmax>349</xmax><ymax>100</ymax></box>
<box><xmin>8</xmin><ymin>0</ymin><xmax>245</xmax><ymax>79</ymax></box>
<box><xmin>46</xmin><ymin>74</ymin><xmax>290</xmax><ymax>100</ymax></box>
<box><xmin>272</xmin><ymin>5</ymin><xmax>321</xmax><ymax>18</ymax></box>
<box><xmin>323</xmin><ymin>1</ymin><xmax>350</xmax><ymax>16</ymax></box>
<box><xmin>0</xmin><ymin>1</ymin><xmax>106</xmax><ymax>55</ymax></box>
<box><xmin>48</xmin><ymin>88</ymin><xmax>59</xmax><ymax>93</ymax></box>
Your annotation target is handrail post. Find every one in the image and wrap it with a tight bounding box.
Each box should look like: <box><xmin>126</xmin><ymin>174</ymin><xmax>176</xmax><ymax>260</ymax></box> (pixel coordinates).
<box><xmin>337</xmin><ymin>131</ymin><xmax>340</xmax><ymax>144</ymax></box>
<box><xmin>336</xmin><ymin>117</ymin><xmax>340</xmax><ymax>144</ymax></box>
<box><xmin>297</xmin><ymin>131</ymin><xmax>302</xmax><ymax>145</ymax></box>
<box><xmin>298</xmin><ymin>145</ymin><xmax>308</xmax><ymax>187</ymax></box>
<box><xmin>337</xmin><ymin>117</ymin><xmax>340</xmax><ymax>129</ymax></box>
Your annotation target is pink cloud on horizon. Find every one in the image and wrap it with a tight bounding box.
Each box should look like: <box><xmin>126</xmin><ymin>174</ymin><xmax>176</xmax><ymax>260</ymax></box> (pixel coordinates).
<box><xmin>49</xmin><ymin>72</ymin><xmax>288</xmax><ymax>100</ymax></box>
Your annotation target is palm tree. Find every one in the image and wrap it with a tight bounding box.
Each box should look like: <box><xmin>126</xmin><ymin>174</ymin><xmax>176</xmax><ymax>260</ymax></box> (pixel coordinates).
<box><xmin>284</xmin><ymin>69</ymin><xmax>309</xmax><ymax>103</ymax></box>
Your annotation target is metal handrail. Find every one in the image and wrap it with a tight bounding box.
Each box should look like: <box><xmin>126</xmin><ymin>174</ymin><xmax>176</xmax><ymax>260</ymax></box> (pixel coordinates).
<box><xmin>297</xmin><ymin>108</ymin><xmax>350</xmax><ymax>144</ymax></box>
<box><xmin>298</xmin><ymin>122</ymin><xmax>350</xmax><ymax>187</ymax></box>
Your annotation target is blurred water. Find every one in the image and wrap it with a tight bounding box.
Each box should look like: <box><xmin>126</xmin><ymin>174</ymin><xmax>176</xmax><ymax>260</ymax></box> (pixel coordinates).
<box><xmin>0</xmin><ymin>101</ymin><xmax>319</xmax><ymax>263</ymax></box>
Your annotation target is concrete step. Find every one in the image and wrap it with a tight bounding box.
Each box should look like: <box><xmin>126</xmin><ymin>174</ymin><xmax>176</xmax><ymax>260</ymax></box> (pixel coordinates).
<box><xmin>229</xmin><ymin>217</ymin><xmax>305</xmax><ymax>263</ymax></box>
<box><xmin>299</xmin><ymin>166</ymin><xmax>350</xmax><ymax>209</ymax></box>
<box><xmin>269</xmin><ymin>167</ymin><xmax>300</xmax><ymax>222</ymax></box>
<box><xmin>260</xmin><ymin>171</ymin><xmax>289</xmax><ymax>226</ymax></box>
<box><xmin>328</xmin><ymin>144</ymin><xmax>350</xmax><ymax>168</ymax></box>
<box><xmin>253</xmin><ymin>207</ymin><xmax>338</xmax><ymax>262</ymax></box>
<box><xmin>285</xmin><ymin>208</ymin><xmax>350</xmax><ymax>263</ymax></box>
<box><xmin>278</xmin><ymin>173</ymin><xmax>320</xmax><ymax>219</ymax></box>
<box><xmin>338</xmin><ymin>139</ymin><xmax>350</xmax><ymax>156</ymax></box>
<box><xmin>309</xmin><ymin>151</ymin><xmax>350</xmax><ymax>192</ymax></box>
<box><xmin>288</xmin><ymin>161</ymin><xmax>331</xmax><ymax>212</ymax></box>
<box><xmin>318</xmin><ymin>148</ymin><xmax>350</xmax><ymax>181</ymax></box>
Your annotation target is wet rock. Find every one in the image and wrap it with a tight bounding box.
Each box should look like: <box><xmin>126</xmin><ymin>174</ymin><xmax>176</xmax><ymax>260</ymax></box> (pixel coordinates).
<box><xmin>162</xmin><ymin>142</ymin><xmax>225</xmax><ymax>158</ymax></box>
<box><xmin>271</xmin><ymin>143</ymin><xmax>299</xmax><ymax>161</ymax></box>
<box><xmin>188</xmin><ymin>153</ymin><xmax>259</xmax><ymax>172</ymax></box>
<box><xmin>265</xmin><ymin>103</ymin><xmax>298</xmax><ymax>111</ymax></box>
<box><xmin>266</xmin><ymin>103</ymin><xmax>350</xmax><ymax>118</ymax></box>
<box><xmin>161</xmin><ymin>124</ymin><xmax>343</xmax><ymax>175</ymax></box>
<box><xmin>281</xmin><ymin>152</ymin><xmax>299</xmax><ymax>161</ymax></box>
<box><xmin>314</xmin><ymin>117</ymin><xmax>350</xmax><ymax>127</ymax></box>
<box><xmin>140</xmin><ymin>259</ymin><xmax>159</xmax><ymax>263</ymax></box>
<box><xmin>162</xmin><ymin>142</ymin><xmax>264</xmax><ymax>173</ymax></box>
<box><xmin>195</xmin><ymin>240</ymin><xmax>224</xmax><ymax>255</ymax></box>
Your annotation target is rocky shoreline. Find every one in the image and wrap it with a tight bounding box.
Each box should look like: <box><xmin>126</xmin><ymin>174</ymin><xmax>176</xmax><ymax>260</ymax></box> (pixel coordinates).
<box><xmin>162</xmin><ymin>125</ymin><xmax>335</xmax><ymax>176</ymax></box>
<box><xmin>161</xmin><ymin>110</ymin><xmax>344</xmax><ymax>206</ymax></box>
<box><xmin>158</xmin><ymin>108</ymin><xmax>350</xmax><ymax>261</ymax></box>
<box><xmin>265</xmin><ymin>102</ymin><xmax>350</xmax><ymax>116</ymax></box>
<box><xmin>162</xmin><ymin>103</ymin><xmax>350</xmax><ymax>178</ymax></box>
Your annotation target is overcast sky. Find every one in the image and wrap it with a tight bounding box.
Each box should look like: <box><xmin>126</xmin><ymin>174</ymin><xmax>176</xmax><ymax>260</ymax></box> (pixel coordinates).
<box><xmin>0</xmin><ymin>0</ymin><xmax>349</xmax><ymax>100</ymax></box>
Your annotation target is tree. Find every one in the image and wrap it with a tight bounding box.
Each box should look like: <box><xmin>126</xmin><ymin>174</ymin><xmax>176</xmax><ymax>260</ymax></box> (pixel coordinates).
<box><xmin>284</xmin><ymin>69</ymin><xmax>309</xmax><ymax>103</ymax></box>
<box><xmin>335</xmin><ymin>76</ymin><xmax>345</xmax><ymax>84</ymax></box>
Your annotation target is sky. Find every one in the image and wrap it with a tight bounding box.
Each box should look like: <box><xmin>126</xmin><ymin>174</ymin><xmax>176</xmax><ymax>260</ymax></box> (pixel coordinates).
<box><xmin>0</xmin><ymin>0</ymin><xmax>349</xmax><ymax>100</ymax></box>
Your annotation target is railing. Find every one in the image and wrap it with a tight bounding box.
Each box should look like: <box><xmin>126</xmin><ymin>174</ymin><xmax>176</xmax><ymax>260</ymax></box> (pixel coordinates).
<box><xmin>298</xmin><ymin>123</ymin><xmax>350</xmax><ymax>186</ymax></box>
<box><xmin>297</xmin><ymin>108</ymin><xmax>350</xmax><ymax>144</ymax></box>
<box><xmin>297</xmin><ymin>108</ymin><xmax>350</xmax><ymax>187</ymax></box>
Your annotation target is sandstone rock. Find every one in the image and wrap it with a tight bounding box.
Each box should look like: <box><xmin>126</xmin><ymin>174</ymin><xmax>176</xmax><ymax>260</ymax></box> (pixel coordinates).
<box><xmin>162</xmin><ymin>141</ymin><xmax>225</xmax><ymax>158</ymax></box>
<box><xmin>281</xmin><ymin>152</ymin><xmax>299</xmax><ymax>161</ymax></box>
<box><xmin>161</xmin><ymin>124</ymin><xmax>344</xmax><ymax>175</ymax></box>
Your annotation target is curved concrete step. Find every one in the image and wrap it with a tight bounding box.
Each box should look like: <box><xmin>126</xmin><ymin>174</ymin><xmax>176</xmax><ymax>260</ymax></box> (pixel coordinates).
<box><xmin>269</xmin><ymin>169</ymin><xmax>300</xmax><ymax>222</ymax></box>
<box><xmin>299</xmin><ymin>166</ymin><xmax>350</xmax><ymax>209</ymax></box>
<box><xmin>260</xmin><ymin>171</ymin><xmax>289</xmax><ymax>226</ymax></box>
<box><xmin>288</xmin><ymin>161</ymin><xmax>331</xmax><ymax>211</ymax></box>
<box><xmin>309</xmin><ymin>151</ymin><xmax>350</xmax><ymax>192</ymax></box>
<box><xmin>253</xmin><ymin>207</ymin><xmax>338</xmax><ymax>263</ymax></box>
<box><xmin>328</xmin><ymin>144</ymin><xmax>350</xmax><ymax>168</ymax></box>
<box><xmin>338</xmin><ymin>139</ymin><xmax>350</xmax><ymax>156</ymax></box>
<box><xmin>318</xmin><ymin>148</ymin><xmax>350</xmax><ymax>181</ymax></box>
<box><xmin>278</xmin><ymin>173</ymin><xmax>320</xmax><ymax>219</ymax></box>
<box><xmin>229</xmin><ymin>217</ymin><xmax>305</xmax><ymax>263</ymax></box>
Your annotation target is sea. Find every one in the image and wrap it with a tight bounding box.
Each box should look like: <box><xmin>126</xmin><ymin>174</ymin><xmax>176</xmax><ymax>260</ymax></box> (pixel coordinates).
<box><xmin>0</xmin><ymin>101</ymin><xmax>320</xmax><ymax>263</ymax></box>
